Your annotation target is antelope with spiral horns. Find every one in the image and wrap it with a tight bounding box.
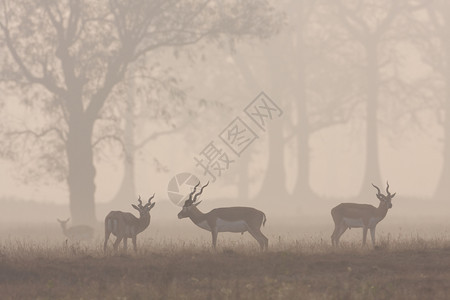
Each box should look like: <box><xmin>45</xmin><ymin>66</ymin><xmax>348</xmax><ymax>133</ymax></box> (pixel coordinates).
<box><xmin>331</xmin><ymin>181</ymin><xmax>396</xmax><ymax>247</ymax></box>
<box><xmin>104</xmin><ymin>194</ymin><xmax>156</xmax><ymax>252</ymax></box>
<box><xmin>178</xmin><ymin>181</ymin><xmax>268</xmax><ymax>250</ymax></box>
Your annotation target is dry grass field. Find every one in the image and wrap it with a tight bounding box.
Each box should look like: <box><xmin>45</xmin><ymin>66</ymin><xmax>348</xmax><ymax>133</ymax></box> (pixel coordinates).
<box><xmin>2</xmin><ymin>218</ymin><xmax>450</xmax><ymax>300</ymax></box>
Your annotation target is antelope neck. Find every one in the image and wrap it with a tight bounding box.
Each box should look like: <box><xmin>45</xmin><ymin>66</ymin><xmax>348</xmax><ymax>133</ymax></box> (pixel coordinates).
<box><xmin>136</xmin><ymin>214</ymin><xmax>150</xmax><ymax>232</ymax></box>
<box><xmin>188</xmin><ymin>206</ymin><xmax>207</xmax><ymax>225</ymax></box>
<box><xmin>376</xmin><ymin>202</ymin><xmax>388</xmax><ymax>219</ymax></box>
<box><xmin>60</xmin><ymin>224</ymin><xmax>67</xmax><ymax>233</ymax></box>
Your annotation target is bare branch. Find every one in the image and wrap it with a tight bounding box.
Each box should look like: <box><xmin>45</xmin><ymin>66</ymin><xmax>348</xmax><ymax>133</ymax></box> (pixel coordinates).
<box><xmin>7</xmin><ymin>127</ymin><xmax>66</xmax><ymax>143</ymax></box>
<box><xmin>92</xmin><ymin>134</ymin><xmax>125</xmax><ymax>150</ymax></box>
<box><xmin>335</xmin><ymin>0</ymin><xmax>368</xmax><ymax>41</ymax></box>
<box><xmin>135</xmin><ymin>119</ymin><xmax>192</xmax><ymax>150</ymax></box>
<box><xmin>0</xmin><ymin>23</ymin><xmax>66</xmax><ymax>96</ymax></box>
<box><xmin>133</xmin><ymin>29</ymin><xmax>218</xmax><ymax>60</ymax></box>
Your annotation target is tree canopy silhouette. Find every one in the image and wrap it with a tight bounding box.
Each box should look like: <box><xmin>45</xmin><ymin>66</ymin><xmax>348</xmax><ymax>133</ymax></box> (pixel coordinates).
<box><xmin>0</xmin><ymin>0</ymin><xmax>281</xmax><ymax>224</ymax></box>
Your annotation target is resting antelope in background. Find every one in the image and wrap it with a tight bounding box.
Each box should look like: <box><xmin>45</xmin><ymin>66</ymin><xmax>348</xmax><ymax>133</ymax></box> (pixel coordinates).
<box><xmin>104</xmin><ymin>194</ymin><xmax>156</xmax><ymax>252</ymax></box>
<box><xmin>331</xmin><ymin>181</ymin><xmax>396</xmax><ymax>247</ymax></box>
<box><xmin>57</xmin><ymin>218</ymin><xmax>94</xmax><ymax>241</ymax></box>
<box><xmin>178</xmin><ymin>181</ymin><xmax>268</xmax><ymax>250</ymax></box>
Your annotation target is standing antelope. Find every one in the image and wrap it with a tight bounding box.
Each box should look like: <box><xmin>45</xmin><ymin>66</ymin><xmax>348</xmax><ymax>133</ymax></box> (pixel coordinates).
<box><xmin>104</xmin><ymin>194</ymin><xmax>156</xmax><ymax>252</ymax></box>
<box><xmin>177</xmin><ymin>181</ymin><xmax>268</xmax><ymax>250</ymax></box>
<box><xmin>57</xmin><ymin>218</ymin><xmax>94</xmax><ymax>241</ymax></box>
<box><xmin>331</xmin><ymin>181</ymin><xmax>396</xmax><ymax>247</ymax></box>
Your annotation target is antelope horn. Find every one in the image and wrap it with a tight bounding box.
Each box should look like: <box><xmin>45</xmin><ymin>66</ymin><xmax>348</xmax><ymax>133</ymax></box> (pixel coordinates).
<box><xmin>137</xmin><ymin>195</ymin><xmax>143</xmax><ymax>207</ymax></box>
<box><xmin>143</xmin><ymin>193</ymin><xmax>155</xmax><ymax>208</ymax></box>
<box><xmin>193</xmin><ymin>181</ymin><xmax>209</xmax><ymax>203</ymax></box>
<box><xmin>188</xmin><ymin>181</ymin><xmax>200</xmax><ymax>202</ymax></box>
<box><xmin>371</xmin><ymin>183</ymin><xmax>381</xmax><ymax>195</ymax></box>
<box><xmin>148</xmin><ymin>193</ymin><xmax>155</xmax><ymax>203</ymax></box>
<box><xmin>386</xmin><ymin>181</ymin><xmax>391</xmax><ymax>196</ymax></box>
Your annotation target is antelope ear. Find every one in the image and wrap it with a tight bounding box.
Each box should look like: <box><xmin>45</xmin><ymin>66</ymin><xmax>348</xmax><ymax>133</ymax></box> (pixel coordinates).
<box><xmin>194</xmin><ymin>201</ymin><xmax>202</xmax><ymax>207</ymax></box>
<box><xmin>150</xmin><ymin>202</ymin><xmax>156</xmax><ymax>210</ymax></box>
<box><xmin>391</xmin><ymin>193</ymin><xmax>396</xmax><ymax>198</ymax></box>
<box><xmin>132</xmin><ymin>204</ymin><xmax>140</xmax><ymax>211</ymax></box>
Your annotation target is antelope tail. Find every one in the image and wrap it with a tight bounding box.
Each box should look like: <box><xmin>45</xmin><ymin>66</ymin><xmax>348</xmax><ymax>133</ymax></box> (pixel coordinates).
<box><xmin>262</xmin><ymin>213</ymin><xmax>267</xmax><ymax>227</ymax></box>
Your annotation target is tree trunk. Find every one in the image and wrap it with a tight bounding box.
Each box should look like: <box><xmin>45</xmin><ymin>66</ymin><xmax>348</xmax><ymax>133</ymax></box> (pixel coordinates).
<box><xmin>360</xmin><ymin>40</ymin><xmax>382</xmax><ymax>197</ymax></box>
<box><xmin>237</xmin><ymin>153</ymin><xmax>250</xmax><ymax>200</ymax></box>
<box><xmin>232</xmin><ymin>53</ymin><xmax>262</xmax><ymax>202</ymax></box>
<box><xmin>111</xmin><ymin>69</ymin><xmax>136</xmax><ymax>205</ymax></box>
<box><xmin>66</xmin><ymin>116</ymin><xmax>97</xmax><ymax>225</ymax></box>
<box><xmin>111</xmin><ymin>149</ymin><xmax>135</xmax><ymax>206</ymax></box>
<box><xmin>432</xmin><ymin>9</ymin><xmax>450</xmax><ymax>200</ymax></box>
<box><xmin>255</xmin><ymin>40</ymin><xmax>289</xmax><ymax>203</ymax></box>
<box><xmin>256</xmin><ymin>119</ymin><xmax>288</xmax><ymax>202</ymax></box>
<box><xmin>433</xmin><ymin>29</ymin><xmax>450</xmax><ymax>199</ymax></box>
<box><xmin>291</xmin><ymin>29</ymin><xmax>312</xmax><ymax>200</ymax></box>
<box><xmin>434</xmin><ymin>98</ymin><xmax>450</xmax><ymax>200</ymax></box>
<box><xmin>292</xmin><ymin>90</ymin><xmax>312</xmax><ymax>199</ymax></box>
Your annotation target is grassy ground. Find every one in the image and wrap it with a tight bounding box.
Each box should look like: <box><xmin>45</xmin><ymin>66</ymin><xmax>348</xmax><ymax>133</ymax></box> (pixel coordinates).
<box><xmin>1</xmin><ymin>235</ymin><xmax>450</xmax><ymax>300</ymax></box>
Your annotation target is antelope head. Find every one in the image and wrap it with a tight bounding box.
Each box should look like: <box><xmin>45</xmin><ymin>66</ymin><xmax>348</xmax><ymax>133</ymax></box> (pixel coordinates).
<box><xmin>178</xmin><ymin>181</ymin><xmax>209</xmax><ymax>219</ymax></box>
<box><xmin>57</xmin><ymin>218</ymin><xmax>70</xmax><ymax>229</ymax></box>
<box><xmin>132</xmin><ymin>194</ymin><xmax>156</xmax><ymax>217</ymax></box>
<box><xmin>372</xmin><ymin>181</ymin><xmax>396</xmax><ymax>209</ymax></box>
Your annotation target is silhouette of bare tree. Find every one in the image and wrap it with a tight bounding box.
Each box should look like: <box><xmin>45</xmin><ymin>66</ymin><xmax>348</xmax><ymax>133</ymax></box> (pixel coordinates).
<box><xmin>0</xmin><ymin>0</ymin><xmax>280</xmax><ymax>224</ymax></box>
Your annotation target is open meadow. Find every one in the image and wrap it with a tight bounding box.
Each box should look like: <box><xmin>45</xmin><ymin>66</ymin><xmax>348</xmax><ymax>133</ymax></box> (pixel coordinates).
<box><xmin>2</xmin><ymin>216</ymin><xmax>450</xmax><ymax>300</ymax></box>
<box><xmin>3</xmin><ymin>0</ymin><xmax>450</xmax><ymax>299</ymax></box>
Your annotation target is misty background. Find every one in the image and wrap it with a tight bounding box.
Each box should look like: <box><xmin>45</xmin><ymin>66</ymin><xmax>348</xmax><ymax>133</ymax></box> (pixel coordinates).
<box><xmin>0</xmin><ymin>0</ymin><xmax>449</xmax><ymax>232</ymax></box>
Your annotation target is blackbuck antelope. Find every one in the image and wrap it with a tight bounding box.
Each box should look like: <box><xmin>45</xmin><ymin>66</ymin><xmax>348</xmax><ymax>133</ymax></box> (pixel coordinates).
<box><xmin>331</xmin><ymin>182</ymin><xmax>396</xmax><ymax>247</ymax></box>
<box><xmin>57</xmin><ymin>218</ymin><xmax>94</xmax><ymax>241</ymax></box>
<box><xmin>177</xmin><ymin>181</ymin><xmax>268</xmax><ymax>250</ymax></box>
<box><xmin>104</xmin><ymin>194</ymin><xmax>156</xmax><ymax>252</ymax></box>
